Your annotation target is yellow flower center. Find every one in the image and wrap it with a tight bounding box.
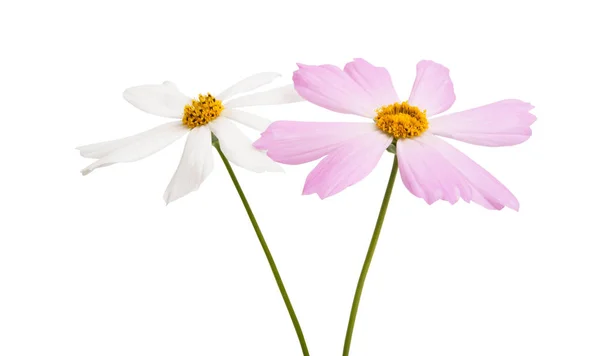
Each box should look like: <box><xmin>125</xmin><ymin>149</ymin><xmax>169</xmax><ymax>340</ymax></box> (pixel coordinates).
<box><xmin>182</xmin><ymin>93</ymin><xmax>224</xmax><ymax>129</ymax></box>
<box><xmin>374</xmin><ymin>101</ymin><xmax>428</xmax><ymax>139</ymax></box>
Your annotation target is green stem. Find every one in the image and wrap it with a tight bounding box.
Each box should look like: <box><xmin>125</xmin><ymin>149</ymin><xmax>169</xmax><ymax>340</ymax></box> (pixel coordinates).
<box><xmin>342</xmin><ymin>157</ymin><xmax>398</xmax><ymax>356</ymax></box>
<box><xmin>214</xmin><ymin>142</ymin><xmax>310</xmax><ymax>356</ymax></box>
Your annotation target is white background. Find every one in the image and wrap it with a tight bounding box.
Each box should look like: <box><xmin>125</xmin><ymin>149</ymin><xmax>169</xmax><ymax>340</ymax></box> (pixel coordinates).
<box><xmin>1</xmin><ymin>0</ymin><xmax>599</xmax><ymax>355</ymax></box>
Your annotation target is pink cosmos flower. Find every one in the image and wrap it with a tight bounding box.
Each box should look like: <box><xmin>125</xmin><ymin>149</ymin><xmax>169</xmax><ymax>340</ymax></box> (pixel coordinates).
<box><xmin>254</xmin><ymin>59</ymin><xmax>535</xmax><ymax>210</ymax></box>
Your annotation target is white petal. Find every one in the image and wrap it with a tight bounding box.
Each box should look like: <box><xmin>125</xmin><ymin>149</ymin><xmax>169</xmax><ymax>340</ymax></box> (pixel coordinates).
<box><xmin>77</xmin><ymin>122</ymin><xmax>184</xmax><ymax>159</ymax></box>
<box><xmin>216</xmin><ymin>72</ymin><xmax>281</xmax><ymax>101</ymax></box>
<box><xmin>163</xmin><ymin>126</ymin><xmax>214</xmax><ymax>204</ymax></box>
<box><xmin>77</xmin><ymin>134</ymin><xmax>139</xmax><ymax>159</ymax></box>
<box><xmin>80</xmin><ymin>122</ymin><xmax>188</xmax><ymax>175</ymax></box>
<box><xmin>220</xmin><ymin>108</ymin><xmax>271</xmax><ymax>132</ymax></box>
<box><xmin>209</xmin><ymin>118</ymin><xmax>282</xmax><ymax>173</ymax></box>
<box><xmin>123</xmin><ymin>81</ymin><xmax>190</xmax><ymax>118</ymax></box>
<box><xmin>223</xmin><ymin>84</ymin><xmax>305</xmax><ymax>108</ymax></box>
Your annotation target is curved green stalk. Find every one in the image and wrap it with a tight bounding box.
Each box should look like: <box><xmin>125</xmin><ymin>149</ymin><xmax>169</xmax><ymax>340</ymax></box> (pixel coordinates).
<box><xmin>214</xmin><ymin>141</ymin><xmax>310</xmax><ymax>356</ymax></box>
<box><xmin>342</xmin><ymin>157</ymin><xmax>398</xmax><ymax>356</ymax></box>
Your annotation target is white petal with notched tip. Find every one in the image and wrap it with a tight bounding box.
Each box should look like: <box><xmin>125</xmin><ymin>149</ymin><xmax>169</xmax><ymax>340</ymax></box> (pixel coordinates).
<box><xmin>80</xmin><ymin>122</ymin><xmax>188</xmax><ymax>175</ymax></box>
<box><xmin>123</xmin><ymin>81</ymin><xmax>191</xmax><ymax>118</ymax></box>
<box><xmin>216</xmin><ymin>72</ymin><xmax>281</xmax><ymax>101</ymax></box>
<box><xmin>163</xmin><ymin>126</ymin><xmax>214</xmax><ymax>204</ymax></box>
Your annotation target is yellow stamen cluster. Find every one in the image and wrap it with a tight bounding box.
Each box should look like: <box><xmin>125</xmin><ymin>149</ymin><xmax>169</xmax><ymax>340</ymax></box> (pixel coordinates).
<box><xmin>182</xmin><ymin>93</ymin><xmax>224</xmax><ymax>129</ymax></box>
<box><xmin>375</xmin><ymin>101</ymin><xmax>428</xmax><ymax>139</ymax></box>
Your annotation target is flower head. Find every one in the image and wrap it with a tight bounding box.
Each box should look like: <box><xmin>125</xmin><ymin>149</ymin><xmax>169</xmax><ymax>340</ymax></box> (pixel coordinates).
<box><xmin>254</xmin><ymin>59</ymin><xmax>536</xmax><ymax>210</ymax></box>
<box><xmin>78</xmin><ymin>73</ymin><xmax>303</xmax><ymax>204</ymax></box>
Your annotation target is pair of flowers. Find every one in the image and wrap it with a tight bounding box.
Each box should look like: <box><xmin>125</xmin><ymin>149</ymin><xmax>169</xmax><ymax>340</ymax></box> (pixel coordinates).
<box><xmin>78</xmin><ymin>58</ymin><xmax>535</xmax><ymax>355</ymax></box>
<box><xmin>79</xmin><ymin>59</ymin><xmax>534</xmax><ymax>208</ymax></box>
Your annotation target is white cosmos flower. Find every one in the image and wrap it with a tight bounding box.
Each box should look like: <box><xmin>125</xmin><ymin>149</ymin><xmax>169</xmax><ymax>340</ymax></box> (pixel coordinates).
<box><xmin>77</xmin><ymin>73</ymin><xmax>303</xmax><ymax>204</ymax></box>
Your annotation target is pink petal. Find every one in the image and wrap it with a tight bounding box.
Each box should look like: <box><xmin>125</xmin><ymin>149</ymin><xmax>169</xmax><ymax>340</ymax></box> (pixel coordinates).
<box><xmin>303</xmin><ymin>130</ymin><xmax>392</xmax><ymax>199</ymax></box>
<box><xmin>428</xmin><ymin>100</ymin><xmax>536</xmax><ymax>146</ymax></box>
<box><xmin>343</xmin><ymin>58</ymin><xmax>400</xmax><ymax>108</ymax></box>
<box><xmin>253</xmin><ymin>121</ymin><xmax>378</xmax><ymax>165</ymax></box>
<box><xmin>396</xmin><ymin>134</ymin><xmax>519</xmax><ymax>210</ymax></box>
<box><xmin>396</xmin><ymin>137</ymin><xmax>472</xmax><ymax>205</ymax></box>
<box><xmin>293</xmin><ymin>63</ymin><xmax>379</xmax><ymax>118</ymax></box>
<box><xmin>408</xmin><ymin>60</ymin><xmax>456</xmax><ymax>116</ymax></box>
<box><xmin>470</xmin><ymin>189</ymin><xmax>507</xmax><ymax>210</ymax></box>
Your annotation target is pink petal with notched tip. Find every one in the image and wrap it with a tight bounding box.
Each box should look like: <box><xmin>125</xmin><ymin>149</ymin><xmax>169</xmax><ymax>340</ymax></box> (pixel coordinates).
<box><xmin>396</xmin><ymin>134</ymin><xmax>519</xmax><ymax>210</ymax></box>
<box><xmin>408</xmin><ymin>60</ymin><xmax>456</xmax><ymax>116</ymax></box>
<box><xmin>253</xmin><ymin>121</ymin><xmax>379</xmax><ymax>165</ymax></box>
<box><xmin>396</xmin><ymin>136</ymin><xmax>472</xmax><ymax>205</ymax></box>
<box><xmin>303</xmin><ymin>130</ymin><xmax>393</xmax><ymax>199</ymax></box>
<box><xmin>293</xmin><ymin>63</ymin><xmax>379</xmax><ymax>118</ymax></box>
<box><xmin>343</xmin><ymin>58</ymin><xmax>400</xmax><ymax>109</ymax></box>
<box><xmin>428</xmin><ymin>100</ymin><xmax>536</xmax><ymax>146</ymax></box>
